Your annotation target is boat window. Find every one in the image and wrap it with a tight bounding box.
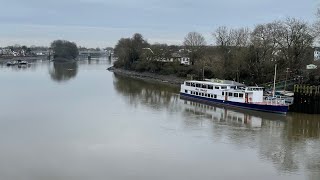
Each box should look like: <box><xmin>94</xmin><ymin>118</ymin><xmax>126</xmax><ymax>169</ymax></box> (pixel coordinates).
<box><xmin>221</xmin><ymin>86</ymin><xmax>227</xmax><ymax>89</ymax></box>
<box><xmin>202</xmin><ymin>93</ymin><xmax>204</xmax><ymax>96</ymax></box>
<box><xmin>214</xmin><ymin>95</ymin><xmax>217</xmax><ymax>99</ymax></box>
<box><xmin>186</xmin><ymin>82</ymin><xmax>191</xmax><ymax>86</ymax></box>
<box><xmin>201</xmin><ymin>84</ymin><xmax>207</xmax><ymax>89</ymax></box>
<box><xmin>191</xmin><ymin>83</ymin><xmax>195</xmax><ymax>87</ymax></box>
<box><xmin>208</xmin><ymin>85</ymin><xmax>213</xmax><ymax>89</ymax></box>
<box><xmin>234</xmin><ymin>93</ymin><xmax>238</xmax><ymax>97</ymax></box>
<box><xmin>228</xmin><ymin>92</ymin><xmax>233</xmax><ymax>97</ymax></box>
<box><xmin>222</xmin><ymin>92</ymin><xmax>224</xmax><ymax>96</ymax></box>
<box><xmin>196</xmin><ymin>92</ymin><xmax>199</xmax><ymax>95</ymax></box>
<box><xmin>196</xmin><ymin>84</ymin><xmax>200</xmax><ymax>88</ymax></box>
<box><xmin>215</xmin><ymin>86</ymin><xmax>220</xmax><ymax>89</ymax></box>
<box><xmin>185</xmin><ymin>90</ymin><xmax>188</xmax><ymax>93</ymax></box>
<box><xmin>239</xmin><ymin>93</ymin><xmax>244</xmax><ymax>98</ymax></box>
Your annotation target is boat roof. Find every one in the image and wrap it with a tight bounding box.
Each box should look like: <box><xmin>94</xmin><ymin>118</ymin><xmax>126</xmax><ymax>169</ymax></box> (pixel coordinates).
<box><xmin>185</xmin><ymin>80</ymin><xmax>233</xmax><ymax>86</ymax></box>
<box><xmin>206</xmin><ymin>79</ymin><xmax>245</xmax><ymax>86</ymax></box>
<box><xmin>247</xmin><ymin>86</ymin><xmax>264</xmax><ymax>89</ymax></box>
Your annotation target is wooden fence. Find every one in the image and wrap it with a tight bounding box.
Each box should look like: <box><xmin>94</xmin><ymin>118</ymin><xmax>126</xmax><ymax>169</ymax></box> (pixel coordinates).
<box><xmin>290</xmin><ymin>85</ymin><xmax>320</xmax><ymax>114</ymax></box>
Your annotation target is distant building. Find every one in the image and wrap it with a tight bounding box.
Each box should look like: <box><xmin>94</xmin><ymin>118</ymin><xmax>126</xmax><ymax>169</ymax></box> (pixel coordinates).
<box><xmin>306</xmin><ymin>64</ymin><xmax>318</xmax><ymax>70</ymax></box>
<box><xmin>143</xmin><ymin>49</ymin><xmax>191</xmax><ymax>65</ymax></box>
<box><xmin>314</xmin><ymin>47</ymin><xmax>320</xmax><ymax>61</ymax></box>
<box><xmin>180</xmin><ymin>57</ymin><xmax>190</xmax><ymax>65</ymax></box>
<box><xmin>32</xmin><ymin>50</ymin><xmax>49</xmax><ymax>56</ymax></box>
<box><xmin>171</xmin><ymin>53</ymin><xmax>190</xmax><ymax>65</ymax></box>
<box><xmin>0</xmin><ymin>48</ymin><xmax>13</xmax><ymax>56</ymax></box>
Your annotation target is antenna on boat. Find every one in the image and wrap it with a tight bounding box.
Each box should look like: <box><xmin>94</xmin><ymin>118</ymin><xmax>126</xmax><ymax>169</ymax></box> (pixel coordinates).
<box><xmin>273</xmin><ymin>63</ymin><xmax>277</xmax><ymax>97</ymax></box>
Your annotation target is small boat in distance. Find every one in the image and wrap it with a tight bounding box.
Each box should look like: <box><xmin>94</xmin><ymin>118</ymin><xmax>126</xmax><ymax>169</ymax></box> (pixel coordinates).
<box><xmin>180</xmin><ymin>79</ymin><xmax>290</xmax><ymax>114</ymax></box>
<box><xmin>6</xmin><ymin>60</ymin><xmax>28</xmax><ymax>66</ymax></box>
<box><xmin>6</xmin><ymin>61</ymin><xmax>18</xmax><ymax>66</ymax></box>
<box><xmin>17</xmin><ymin>60</ymin><xmax>28</xmax><ymax>65</ymax></box>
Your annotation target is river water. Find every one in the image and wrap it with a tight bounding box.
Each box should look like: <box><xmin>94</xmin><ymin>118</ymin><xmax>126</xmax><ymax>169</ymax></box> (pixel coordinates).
<box><xmin>0</xmin><ymin>58</ymin><xmax>319</xmax><ymax>180</ymax></box>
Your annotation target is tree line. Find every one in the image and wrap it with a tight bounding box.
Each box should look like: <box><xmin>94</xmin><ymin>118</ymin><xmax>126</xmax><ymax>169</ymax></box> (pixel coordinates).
<box><xmin>114</xmin><ymin>14</ymin><xmax>320</xmax><ymax>86</ymax></box>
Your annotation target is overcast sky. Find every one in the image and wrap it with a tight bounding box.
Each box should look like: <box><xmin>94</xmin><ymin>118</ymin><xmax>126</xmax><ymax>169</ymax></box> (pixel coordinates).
<box><xmin>0</xmin><ymin>0</ymin><xmax>318</xmax><ymax>48</ymax></box>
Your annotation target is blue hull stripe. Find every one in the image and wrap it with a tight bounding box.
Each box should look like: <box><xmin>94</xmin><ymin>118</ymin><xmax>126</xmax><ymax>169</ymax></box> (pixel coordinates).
<box><xmin>180</xmin><ymin>93</ymin><xmax>288</xmax><ymax>114</ymax></box>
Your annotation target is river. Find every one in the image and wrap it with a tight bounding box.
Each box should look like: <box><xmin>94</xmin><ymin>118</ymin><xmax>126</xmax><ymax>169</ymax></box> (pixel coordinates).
<box><xmin>0</xmin><ymin>58</ymin><xmax>319</xmax><ymax>180</ymax></box>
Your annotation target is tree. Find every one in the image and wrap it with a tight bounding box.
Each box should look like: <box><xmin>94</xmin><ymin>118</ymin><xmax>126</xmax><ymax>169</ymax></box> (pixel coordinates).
<box><xmin>249</xmin><ymin>22</ymin><xmax>280</xmax><ymax>83</ymax></box>
<box><xmin>273</xmin><ymin>18</ymin><xmax>314</xmax><ymax>74</ymax></box>
<box><xmin>214</xmin><ymin>26</ymin><xmax>232</xmax><ymax>47</ymax></box>
<box><xmin>114</xmin><ymin>33</ymin><xmax>150</xmax><ymax>69</ymax></box>
<box><xmin>213</xmin><ymin>27</ymin><xmax>251</xmax><ymax>81</ymax></box>
<box><xmin>183</xmin><ymin>32</ymin><xmax>206</xmax><ymax>65</ymax></box>
<box><xmin>313</xmin><ymin>8</ymin><xmax>320</xmax><ymax>38</ymax></box>
<box><xmin>51</xmin><ymin>40</ymin><xmax>79</xmax><ymax>60</ymax></box>
<box><xmin>183</xmin><ymin>32</ymin><xmax>207</xmax><ymax>47</ymax></box>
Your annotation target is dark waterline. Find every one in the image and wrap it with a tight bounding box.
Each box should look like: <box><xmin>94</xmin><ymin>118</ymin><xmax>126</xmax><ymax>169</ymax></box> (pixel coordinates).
<box><xmin>0</xmin><ymin>58</ymin><xmax>319</xmax><ymax>180</ymax></box>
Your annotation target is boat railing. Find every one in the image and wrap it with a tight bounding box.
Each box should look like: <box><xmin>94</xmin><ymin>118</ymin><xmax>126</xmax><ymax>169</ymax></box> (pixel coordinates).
<box><xmin>262</xmin><ymin>96</ymin><xmax>289</xmax><ymax>105</ymax></box>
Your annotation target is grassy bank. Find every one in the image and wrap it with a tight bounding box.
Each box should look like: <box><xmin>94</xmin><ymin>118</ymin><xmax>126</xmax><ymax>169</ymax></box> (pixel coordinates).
<box><xmin>108</xmin><ymin>67</ymin><xmax>185</xmax><ymax>87</ymax></box>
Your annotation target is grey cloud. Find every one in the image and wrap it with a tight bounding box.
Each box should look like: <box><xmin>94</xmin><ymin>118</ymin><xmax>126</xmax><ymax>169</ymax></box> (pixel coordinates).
<box><xmin>0</xmin><ymin>0</ymin><xmax>317</xmax><ymax>47</ymax></box>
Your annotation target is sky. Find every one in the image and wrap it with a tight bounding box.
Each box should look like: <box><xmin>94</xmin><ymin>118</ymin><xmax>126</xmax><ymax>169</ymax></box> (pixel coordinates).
<box><xmin>0</xmin><ymin>0</ymin><xmax>319</xmax><ymax>48</ymax></box>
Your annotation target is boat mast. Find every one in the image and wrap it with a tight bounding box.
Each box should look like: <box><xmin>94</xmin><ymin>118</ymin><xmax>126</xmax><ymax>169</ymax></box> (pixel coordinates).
<box><xmin>273</xmin><ymin>63</ymin><xmax>277</xmax><ymax>97</ymax></box>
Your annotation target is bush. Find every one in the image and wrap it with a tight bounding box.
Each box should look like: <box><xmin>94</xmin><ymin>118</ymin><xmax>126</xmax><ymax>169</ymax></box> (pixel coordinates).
<box><xmin>132</xmin><ymin>61</ymin><xmax>147</xmax><ymax>72</ymax></box>
<box><xmin>51</xmin><ymin>40</ymin><xmax>79</xmax><ymax>60</ymax></box>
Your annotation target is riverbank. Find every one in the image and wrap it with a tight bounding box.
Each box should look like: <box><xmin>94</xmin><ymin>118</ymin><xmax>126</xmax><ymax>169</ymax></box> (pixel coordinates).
<box><xmin>0</xmin><ymin>56</ymin><xmax>46</xmax><ymax>62</ymax></box>
<box><xmin>107</xmin><ymin>67</ymin><xmax>185</xmax><ymax>87</ymax></box>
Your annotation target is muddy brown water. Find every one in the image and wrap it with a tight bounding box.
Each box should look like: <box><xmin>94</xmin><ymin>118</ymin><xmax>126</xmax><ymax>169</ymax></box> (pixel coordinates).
<box><xmin>0</xmin><ymin>58</ymin><xmax>319</xmax><ymax>180</ymax></box>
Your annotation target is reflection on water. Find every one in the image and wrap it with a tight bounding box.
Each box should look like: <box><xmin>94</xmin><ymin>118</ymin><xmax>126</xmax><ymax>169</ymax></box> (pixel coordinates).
<box><xmin>0</xmin><ymin>60</ymin><xmax>320</xmax><ymax>180</ymax></box>
<box><xmin>114</xmin><ymin>74</ymin><xmax>320</xmax><ymax>179</ymax></box>
<box><xmin>113</xmin><ymin>74</ymin><xmax>180</xmax><ymax>112</ymax></box>
<box><xmin>181</xmin><ymin>100</ymin><xmax>320</xmax><ymax>176</ymax></box>
<box><xmin>49</xmin><ymin>61</ymin><xmax>78</xmax><ymax>82</ymax></box>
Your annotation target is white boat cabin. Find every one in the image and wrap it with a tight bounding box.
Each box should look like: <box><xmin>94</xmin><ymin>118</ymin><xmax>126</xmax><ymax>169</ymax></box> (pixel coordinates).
<box><xmin>181</xmin><ymin>80</ymin><xmax>264</xmax><ymax>104</ymax></box>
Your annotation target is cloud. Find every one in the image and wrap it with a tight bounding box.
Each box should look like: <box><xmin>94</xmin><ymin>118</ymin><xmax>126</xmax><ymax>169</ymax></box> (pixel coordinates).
<box><xmin>0</xmin><ymin>0</ymin><xmax>316</xmax><ymax>47</ymax></box>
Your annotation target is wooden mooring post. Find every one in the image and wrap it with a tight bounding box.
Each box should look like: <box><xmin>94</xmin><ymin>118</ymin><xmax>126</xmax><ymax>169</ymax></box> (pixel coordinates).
<box><xmin>290</xmin><ymin>85</ymin><xmax>320</xmax><ymax>114</ymax></box>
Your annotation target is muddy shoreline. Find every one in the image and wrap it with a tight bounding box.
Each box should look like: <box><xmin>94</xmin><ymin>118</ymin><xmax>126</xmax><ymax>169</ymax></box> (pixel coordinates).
<box><xmin>107</xmin><ymin>67</ymin><xmax>185</xmax><ymax>87</ymax></box>
<box><xmin>0</xmin><ymin>56</ymin><xmax>46</xmax><ymax>62</ymax></box>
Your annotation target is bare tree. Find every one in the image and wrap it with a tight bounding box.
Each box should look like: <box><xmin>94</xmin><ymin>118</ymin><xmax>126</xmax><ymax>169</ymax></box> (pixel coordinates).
<box><xmin>213</xmin><ymin>26</ymin><xmax>250</xmax><ymax>47</ymax></box>
<box><xmin>248</xmin><ymin>22</ymin><xmax>281</xmax><ymax>83</ymax></box>
<box><xmin>249</xmin><ymin>19</ymin><xmax>314</xmax><ymax>83</ymax></box>
<box><xmin>274</xmin><ymin>18</ymin><xmax>314</xmax><ymax>72</ymax></box>
<box><xmin>233</xmin><ymin>27</ymin><xmax>251</xmax><ymax>47</ymax></box>
<box><xmin>313</xmin><ymin>8</ymin><xmax>320</xmax><ymax>38</ymax></box>
<box><xmin>183</xmin><ymin>32</ymin><xmax>206</xmax><ymax>47</ymax></box>
<box><xmin>213</xmin><ymin>26</ymin><xmax>251</xmax><ymax>81</ymax></box>
<box><xmin>183</xmin><ymin>32</ymin><xmax>207</xmax><ymax>65</ymax></box>
<box><xmin>214</xmin><ymin>26</ymin><xmax>232</xmax><ymax>47</ymax></box>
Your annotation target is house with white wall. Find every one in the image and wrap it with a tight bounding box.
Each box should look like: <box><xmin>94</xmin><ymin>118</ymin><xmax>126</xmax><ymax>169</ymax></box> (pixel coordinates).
<box><xmin>314</xmin><ymin>47</ymin><xmax>320</xmax><ymax>61</ymax></box>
